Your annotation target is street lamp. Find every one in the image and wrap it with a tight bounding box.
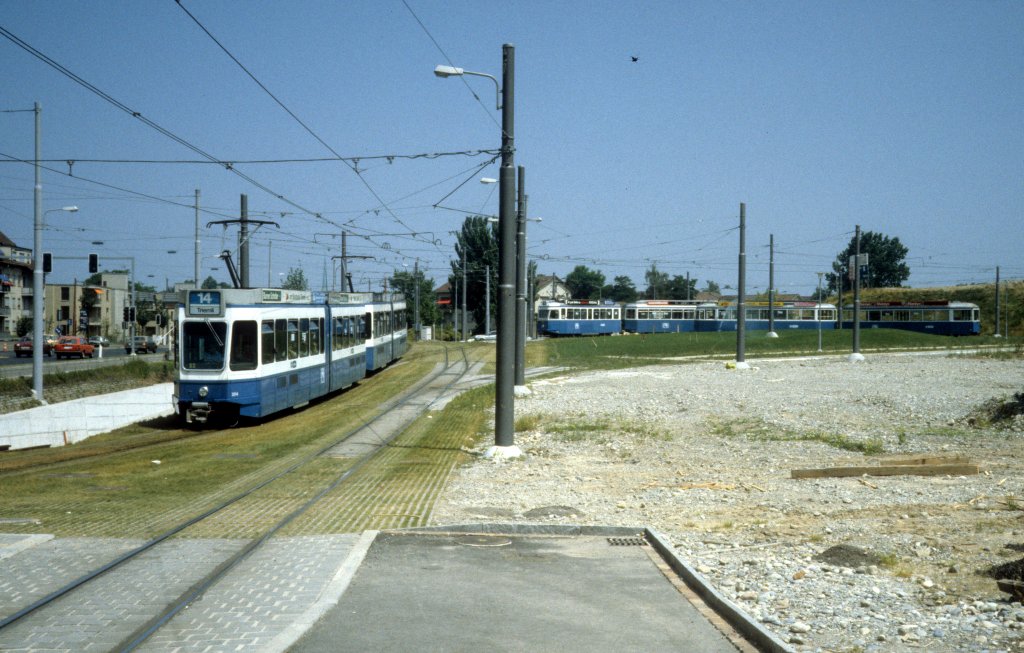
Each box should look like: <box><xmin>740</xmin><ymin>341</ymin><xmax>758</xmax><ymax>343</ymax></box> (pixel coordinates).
<box><xmin>436</xmin><ymin>45</ymin><xmax>519</xmax><ymax>458</ymax></box>
<box><xmin>31</xmin><ymin>205</ymin><xmax>79</xmax><ymax>402</ymax></box>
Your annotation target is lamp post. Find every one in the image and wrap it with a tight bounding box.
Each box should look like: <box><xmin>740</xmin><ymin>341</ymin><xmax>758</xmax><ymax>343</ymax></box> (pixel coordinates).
<box><xmin>435</xmin><ymin>44</ymin><xmax>520</xmax><ymax>457</ymax></box>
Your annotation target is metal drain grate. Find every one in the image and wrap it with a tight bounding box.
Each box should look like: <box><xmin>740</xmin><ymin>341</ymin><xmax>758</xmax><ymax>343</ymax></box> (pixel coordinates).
<box><xmin>608</xmin><ymin>535</ymin><xmax>647</xmax><ymax>547</ymax></box>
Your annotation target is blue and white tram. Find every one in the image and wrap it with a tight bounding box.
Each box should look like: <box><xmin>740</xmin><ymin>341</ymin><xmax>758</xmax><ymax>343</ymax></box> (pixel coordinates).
<box><xmin>536</xmin><ymin>299</ymin><xmax>622</xmax><ymax>336</ymax></box>
<box><xmin>623</xmin><ymin>300</ymin><xmax>704</xmax><ymax>333</ymax></box>
<box><xmin>175</xmin><ymin>288</ymin><xmax>370</xmax><ymax>425</ymax></box>
<box><xmin>364</xmin><ymin>292</ymin><xmax>408</xmax><ymax>371</ymax></box>
<box><xmin>697</xmin><ymin>301</ymin><xmax>838</xmax><ymax>332</ymax></box>
<box><xmin>841</xmin><ymin>301</ymin><xmax>980</xmax><ymax>336</ymax></box>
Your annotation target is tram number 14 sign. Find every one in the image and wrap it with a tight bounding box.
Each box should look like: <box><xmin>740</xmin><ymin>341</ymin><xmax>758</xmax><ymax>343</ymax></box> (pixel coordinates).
<box><xmin>186</xmin><ymin>290</ymin><xmax>224</xmax><ymax>317</ymax></box>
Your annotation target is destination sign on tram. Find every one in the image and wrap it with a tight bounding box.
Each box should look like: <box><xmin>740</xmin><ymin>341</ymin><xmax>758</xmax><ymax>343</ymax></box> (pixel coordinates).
<box><xmin>186</xmin><ymin>290</ymin><xmax>224</xmax><ymax>317</ymax></box>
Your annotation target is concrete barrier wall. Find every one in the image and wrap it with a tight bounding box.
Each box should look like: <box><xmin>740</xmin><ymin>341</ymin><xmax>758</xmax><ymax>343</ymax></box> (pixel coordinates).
<box><xmin>0</xmin><ymin>383</ymin><xmax>175</xmax><ymax>451</ymax></box>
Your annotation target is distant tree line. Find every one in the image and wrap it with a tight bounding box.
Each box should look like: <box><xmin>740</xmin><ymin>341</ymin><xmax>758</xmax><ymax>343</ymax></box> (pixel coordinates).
<box><xmin>380</xmin><ymin>217</ymin><xmax>914</xmax><ymax>338</ymax></box>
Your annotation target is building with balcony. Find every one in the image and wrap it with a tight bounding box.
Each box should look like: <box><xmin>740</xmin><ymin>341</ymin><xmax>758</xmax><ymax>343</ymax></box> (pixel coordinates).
<box><xmin>0</xmin><ymin>230</ymin><xmax>33</xmax><ymax>339</ymax></box>
<box><xmin>44</xmin><ymin>273</ymin><xmax>130</xmax><ymax>342</ymax></box>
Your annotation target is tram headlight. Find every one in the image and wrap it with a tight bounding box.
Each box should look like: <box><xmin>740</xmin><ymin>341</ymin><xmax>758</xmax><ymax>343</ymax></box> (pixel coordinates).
<box><xmin>198</xmin><ymin>386</ymin><xmax>209</xmax><ymax>398</ymax></box>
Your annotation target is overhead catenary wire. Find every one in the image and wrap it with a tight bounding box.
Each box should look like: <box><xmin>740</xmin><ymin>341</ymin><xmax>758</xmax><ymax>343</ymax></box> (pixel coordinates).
<box><xmin>0</xmin><ymin>24</ymin><xmax>328</xmax><ymax>224</ymax></box>
<box><xmin>174</xmin><ymin>0</ymin><xmax>422</xmax><ymax>238</ymax></box>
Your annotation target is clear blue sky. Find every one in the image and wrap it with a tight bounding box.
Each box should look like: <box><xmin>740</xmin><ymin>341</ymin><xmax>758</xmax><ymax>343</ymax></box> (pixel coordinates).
<box><xmin>1</xmin><ymin>0</ymin><xmax>1021</xmax><ymax>295</ymax></box>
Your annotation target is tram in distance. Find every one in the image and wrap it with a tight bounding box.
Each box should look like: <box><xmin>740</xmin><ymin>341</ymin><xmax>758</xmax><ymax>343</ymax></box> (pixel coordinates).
<box><xmin>175</xmin><ymin>288</ymin><xmax>407</xmax><ymax>425</ymax></box>
<box><xmin>538</xmin><ymin>298</ymin><xmax>978</xmax><ymax>336</ymax></box>
<box><xmin>841</xmin><ymin>301</ymin><xmax>981</xmax><ymax>336</ymax></box>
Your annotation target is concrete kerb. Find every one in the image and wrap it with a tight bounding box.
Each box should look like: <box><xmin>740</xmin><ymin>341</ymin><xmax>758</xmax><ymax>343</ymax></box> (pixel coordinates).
<box><xmin>261</xmin><ymin>530</ymin><xmax>378</xmax><ymax>653</ymax></box>
<box><xmin>644</xmin><ymin>528</ymin><xmax>796</xmax><ymax>653</ymax></box>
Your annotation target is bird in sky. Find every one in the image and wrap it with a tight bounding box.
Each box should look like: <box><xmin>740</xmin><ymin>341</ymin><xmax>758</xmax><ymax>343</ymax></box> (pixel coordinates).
<box><xmin>631</xmin><ymin>56</ymin><xmax>639</xmax><ymax>62</ymax></box>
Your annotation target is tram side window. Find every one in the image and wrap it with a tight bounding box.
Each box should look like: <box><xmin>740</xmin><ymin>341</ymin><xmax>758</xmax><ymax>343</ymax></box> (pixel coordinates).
<box><xmin>953</xmin><ymin>310</ymin><xmax>972</xmax><ymax>322</ymax></box>
<box><xmin>333</xmin><ymin>317</ymin><xmax>343</xmax><ymax>351</ymax></box>
<box><xmin>275</xmin><ymin>319</ymin><xmax>287</xmax><ymax>362</ymax></box>
<box><xmin>287</xmin><ymin>319</ymin><xmax>299</xmax><ymax>359</ymax></box>
<box><xmin>261</xmin><ymin>320</ymin><xmax>275</xmax><ymax>365</ymax></box>
<box><xmin>230</xmin><ymin>320</ymin><xmax>258</xmax><ymax>371</ymax></box>
<box><xmin>300</xmin><ymin>318</ymin><xmax>310</xmax><ymax>357</ymax></box>
<box><xmin>625</xmin><ymin>308</ymin><xmax>636</xmax><ymax>319</ymax></box>
<box><xmin>364</xmin><ymin>313</ymin><xmax>372</xmax><ymax>339</ymax></box>
<box><xmin>309</xmin><ymin>318</ymin><xmax>321</xmax><ymax>356</ymax></box>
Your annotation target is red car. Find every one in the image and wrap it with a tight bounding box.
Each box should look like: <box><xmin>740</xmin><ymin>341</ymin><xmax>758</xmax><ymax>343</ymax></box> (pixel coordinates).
<box><xmin>13</xmin><ymin>336</ymin><xmax>53</xmax><ymax>358</ymax></box>
<box><xmin>54</xmin><ymin>336</ymin><xmax>95</xmax><ymax>359</ymax></box>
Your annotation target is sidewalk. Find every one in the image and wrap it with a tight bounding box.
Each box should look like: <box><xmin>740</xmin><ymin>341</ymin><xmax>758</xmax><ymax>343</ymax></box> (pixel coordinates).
<box><xmin>0</xmin><ymin>383</ymin><xmax>174</xmax><ymax>450</ymax></box>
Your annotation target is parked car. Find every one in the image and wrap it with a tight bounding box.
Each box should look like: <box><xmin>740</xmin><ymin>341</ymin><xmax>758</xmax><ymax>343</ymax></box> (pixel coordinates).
<box><xmin>88</xmin><ymin>336</ymin><xmax>110</xmax><ymax>347</ymax></box>
<box><xmin>54</xmin><ymin>336</ymin><xmax>95</xmax><ymax>359</ymax></box>
<box><xmin>126</xmin><ymin>335</ymin><xmax>157</xmax><ymax>354</ymax></box>
<box><xmin>13</xmin><ymin>335</ymin><xmax>53</xmax><ymax>357</ymax></box>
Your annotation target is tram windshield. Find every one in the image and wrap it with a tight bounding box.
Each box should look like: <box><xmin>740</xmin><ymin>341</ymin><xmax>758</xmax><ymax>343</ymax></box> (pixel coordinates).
<box><xmin>182</xmin><ymin>321</ymin><xmax>227</xmax><ymax>370</ymax></box>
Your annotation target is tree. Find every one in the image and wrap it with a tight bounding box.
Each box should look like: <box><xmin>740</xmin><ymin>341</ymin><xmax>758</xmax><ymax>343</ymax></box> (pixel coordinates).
<box><xmin>827</xmin><ymin>231</ymin><xmax>910</xmax><ymax>294</ymax></box>
<box><xmin>565</xmin><ymin>265</ymin><xmax>605</xmax><ymax>300</ymax></box>
<box><xmin>201</xmin><ymin>276</ymin><xmax>220</xmax><ymax>289</ymax></box>
<box><xmin>450</xmin><ymin>216</ymin><xmax>499</xmax><ymax>334</ymax></box>
<box><xmin>601</xmin><ymin>275</ymin><xmax>638</xmax><ymax>302</ymax></box>
<box><xmin>389</xmin><ymin>268</ymin><xmax>440</xmax><ymax>328</ymax></box>
<box><xmin>644</xmin><ymin>263</ymin><xmax>670</xmax><ymax>299</ymax></box>
<box><xmin>15</xmin><ymin>316</ymin><xmax>32</xmax><ymax>337</ymax></box>
<box><xmin>282</xmin><ymin>268</ymin><xmax>309</xmax><ymax>291</ymax></box>
<box><xmin>664</xmin><ymin>275</ymin><xmax>698</xmax><ymax>300</ymax></box>
<box><xmin>703</xmin><ymin>280</ymin><xmax>721</xmax><ymax>294</ymax></box>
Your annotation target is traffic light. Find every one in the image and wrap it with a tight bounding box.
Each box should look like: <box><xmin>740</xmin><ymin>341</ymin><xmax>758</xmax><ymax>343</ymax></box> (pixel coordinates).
<box><xmin>129</xmin><ymin>306</ymin><xmax>136</xmax><ymax>322</ymax></box>
<box><xmin>123</xmin><ymin>307</ymin><xmax>130</xmax><ymax>322</ymax></box>
<box><xmin>88</xmin><ymin>253</ymin><xmax>98</xmax><ymax>273</ymax></box>
<box><xmin>43</xmin><ymin>252</ymin><xmax>52</xmax><ymax>273</ymax></box>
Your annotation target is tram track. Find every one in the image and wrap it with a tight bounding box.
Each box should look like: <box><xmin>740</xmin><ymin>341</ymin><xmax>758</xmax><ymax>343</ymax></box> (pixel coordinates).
<box><xmin>0</xmin><ymin>344</ymin><xmax>480</xmax><ymax>651</ymax></box>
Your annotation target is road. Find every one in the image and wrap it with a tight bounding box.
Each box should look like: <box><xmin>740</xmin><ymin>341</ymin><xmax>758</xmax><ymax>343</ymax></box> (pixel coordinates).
<box><xmin>0</xmin><ymin>346</ymin><xmax>168</xmax><ymax>379</ymax></box>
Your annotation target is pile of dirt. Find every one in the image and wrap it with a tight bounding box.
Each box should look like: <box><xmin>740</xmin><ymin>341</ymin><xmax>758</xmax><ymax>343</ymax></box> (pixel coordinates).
<box><xmin>968</xmin><ymin>391</ymin><xmax>1024</xmax><ymax>428</ymax></box>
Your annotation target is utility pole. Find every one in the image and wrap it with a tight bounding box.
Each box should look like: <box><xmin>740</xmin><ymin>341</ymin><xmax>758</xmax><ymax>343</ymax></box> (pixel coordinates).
<box><xmin>995</xmin><ymin>266</ymin><xmax>1002</xmax><ymax>338</ymax></box>
<box><xmin>207</xmin><ymin>194</ymin><xmax>278</xmax><ymax>290</ymax></box>
<box><xmin>767</xmin><ymin>234</ymin><xmax>777</xmax><ymax>338</ymax></box>
<box><xmin>817</xmin><ymin>272</ymin><xmax>824</xmax><ymax>353</ymax></box>
<box><xmin>735</xmin><ymin>202</ymin><xmax>748</xmax><ymax>368</ymax></box>
<box><xmin>32</xmin><ymin>102</ymin><xmax>44</xmax><ymax>402</ymax></box>
<box><xmin>268</xmin><ymin>240</ymin><xmax>272</xmax><ymax>287</ymax></box>
<box><xmin>485</xmin><ymin>264</ymin><xmax>491</xmax><ymax>335</ymax></box>
<box><xmin>414</xmin><ymin>259</ymin><xmax>421</xmax><ymax>338</ymax></box>
<box><xmin>493</xmin><ymin>43</ymin><xmax>518</xmax><ymax>455</ymax></box>
<box><xmin>461</xmin><ymin>246</ymin><xmax>467</xmax><ymax>341</ymax></box>
<box><xmin>194</xmin><ymin>189</ymin><xmax>201</xmax><ymax>288</ymax></box>
<box><xmin>514</xmin><ymin>165</ymin><xmax>528</xmax><ymax>389</ymax></box>
<box><xmin>850</xmin><ymin>225</ymin><xmax>865</xmax><ymax>362</ymax></box>
<box><xmin>240</xmin><ymin>195</ymin><xmax>249</xmax><ymax>289</ymax></box>
<box><xmin>334</xmin><ymin>231</ymin><xmax>372</xmax><ymax>292</ymax></box>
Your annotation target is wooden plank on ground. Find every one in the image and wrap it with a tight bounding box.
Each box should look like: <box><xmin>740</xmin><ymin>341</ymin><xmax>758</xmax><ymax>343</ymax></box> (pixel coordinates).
<box><xmin>791</xmin><ymin>463</ymin><xmax>980</xmax><ymax>479</ymax></box>
<box><xmin>872</xmin><ymin>453</ymin><xmax>971</xmax><ymax>466</ymax></box>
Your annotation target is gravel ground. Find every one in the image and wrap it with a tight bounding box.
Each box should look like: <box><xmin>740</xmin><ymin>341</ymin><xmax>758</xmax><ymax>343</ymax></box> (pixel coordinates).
<box><xmin>431</xmin><ymin>352</ymin><xmax>1024</xmax><ymax>653</ymax></box>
